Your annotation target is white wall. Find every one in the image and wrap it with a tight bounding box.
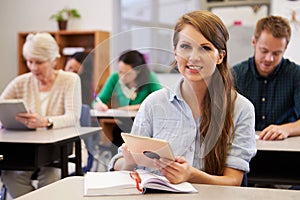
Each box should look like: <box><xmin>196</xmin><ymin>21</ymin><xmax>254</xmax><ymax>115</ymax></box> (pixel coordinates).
<box><xmin>271</xmin><ymin>0</ymin><xmax>300</xmax><ymax>64</ymax></box>
<box><xmin>0</xmin><ymin>0</ymin><xmax>299</xmax><ymax>93</ymax></box>
<box><xmin>0</xmin><ymin>0</ymin><xmax>112</xmax><ymax>92</ymax></box>
<box><xmin>212</xmin><ymin>5</ymin><xmax>269</xmax><ymax>66</ymax></box>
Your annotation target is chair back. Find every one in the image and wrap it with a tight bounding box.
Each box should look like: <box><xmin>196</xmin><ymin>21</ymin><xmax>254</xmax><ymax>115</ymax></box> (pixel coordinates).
<box><xmin>80</xmin><ymin>104</ymin><xmax>91</xmax><ymax>127</ymax></box>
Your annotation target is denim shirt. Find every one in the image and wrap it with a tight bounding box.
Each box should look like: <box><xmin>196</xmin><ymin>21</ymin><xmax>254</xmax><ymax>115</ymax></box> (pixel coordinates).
<box><xmin>109</xmin><ymin>78</ymin><xmax>257</xmax><ymax>173</ymax></box>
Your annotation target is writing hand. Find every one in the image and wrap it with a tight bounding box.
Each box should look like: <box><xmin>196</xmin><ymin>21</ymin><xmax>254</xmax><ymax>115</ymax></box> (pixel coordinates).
<box><xmin>94</xmin><ymin>101</ymin><xmax>109</xmax><ymax>111</ymax></box>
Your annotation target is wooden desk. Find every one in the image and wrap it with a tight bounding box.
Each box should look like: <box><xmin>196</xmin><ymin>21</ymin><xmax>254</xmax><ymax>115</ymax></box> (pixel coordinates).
<box><xmin>90</xmin><ymin>109</ymin><xmax>137</xmax><ymax>144</ymax></box>
<box><xmin>248</xmin><ymin>134</ymin><xmax>300</xmax><ymax>185</ymax></box>
<box><xmin>16</xmin><ymin>176</ymin><xmax>300</xmax><ymax>200</ymax></box>
<box><xmin>0</xmin><ymin>127</ymin><xmax>101</xmax><ymax>178</ymax></box>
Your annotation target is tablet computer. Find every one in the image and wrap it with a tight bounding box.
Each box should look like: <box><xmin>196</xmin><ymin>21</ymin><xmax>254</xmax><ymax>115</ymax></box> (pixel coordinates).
<box><xmin>0</xmin><ymin>99</ymin><xmax>35</xmax><ymax>130</ymax></box>
<box><xmin>121</xmin><ymin>132</ymin><xmax>175</xmax><ymax>169</ymax></box>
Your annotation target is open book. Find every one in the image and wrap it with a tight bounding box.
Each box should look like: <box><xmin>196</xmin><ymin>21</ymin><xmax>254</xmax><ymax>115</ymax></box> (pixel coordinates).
<box><xmin>84</xmin><ymin>169</ymin><xmax>197</xmax><ymax>196</ymax></box>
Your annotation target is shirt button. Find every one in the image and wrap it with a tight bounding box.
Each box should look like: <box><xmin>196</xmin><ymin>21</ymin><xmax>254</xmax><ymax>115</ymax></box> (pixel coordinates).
<box><xmin>262</xmin><ymin>97</ymin><xmax>266</xmax><ymax>102</ymax></box>
<box><xmin>264</xmin><ymin>80</ymin><xmax>267</xmax><ymax>84</ymax></box>
<box><xmin>262</xmin><ymin>115</ymin><xmax>265</xmax><ymax>120</ymax></box>
<box><xmin>189</xmin><ymin>146</ymin><xmax>193</xmax><ymax>152</ymax></box>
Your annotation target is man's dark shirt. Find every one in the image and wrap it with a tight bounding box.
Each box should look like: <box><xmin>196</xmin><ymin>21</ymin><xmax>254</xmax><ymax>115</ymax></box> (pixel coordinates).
<box><xmin>232</xmin><ymin>57</ymin><xmax>300</xmax><ymax>131</ymax></box>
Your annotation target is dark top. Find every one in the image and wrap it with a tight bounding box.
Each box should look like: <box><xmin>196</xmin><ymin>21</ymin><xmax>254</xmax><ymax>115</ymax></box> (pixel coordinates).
<box><xmin>232</xmin><ymin>57</ymin><xmax>300</xmax><ymax>131</ymax></box>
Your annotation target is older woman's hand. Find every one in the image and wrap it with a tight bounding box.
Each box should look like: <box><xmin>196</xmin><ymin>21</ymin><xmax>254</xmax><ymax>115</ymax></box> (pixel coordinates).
<box><xmin>16</xmin><ymin>112</ymin><xmax>48</xmax><ymax>129</ymax></box>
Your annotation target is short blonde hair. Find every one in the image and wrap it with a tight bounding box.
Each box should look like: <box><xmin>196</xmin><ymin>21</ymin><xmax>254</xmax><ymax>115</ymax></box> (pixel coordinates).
<box><xmin>23</xmin><ymin>32</ymin><xmax>60</xmax><ymax>62</ymax></box>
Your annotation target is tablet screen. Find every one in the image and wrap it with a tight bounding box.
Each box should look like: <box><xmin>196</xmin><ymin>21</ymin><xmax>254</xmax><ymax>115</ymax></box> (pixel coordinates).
<box><xmin>0</xmin><ymin>99</ymin><xmax>35</xmax><ymax>130</ymax></box>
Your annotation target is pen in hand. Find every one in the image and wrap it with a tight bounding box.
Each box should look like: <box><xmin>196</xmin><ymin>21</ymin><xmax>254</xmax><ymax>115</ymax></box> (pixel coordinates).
<box><xmin>93</xmin><ymin>94</ymin><xmax>108</xmax><ymax>111</ymax></box>
<box><xmin>93</xmin><ymin>92</ymin><xmax>101</xmax><ymax>102</ymax></box>
<box><xmin>95</xmin><ymin>96</ymin><xmax>102</xmax><ymax>103</ymax></box>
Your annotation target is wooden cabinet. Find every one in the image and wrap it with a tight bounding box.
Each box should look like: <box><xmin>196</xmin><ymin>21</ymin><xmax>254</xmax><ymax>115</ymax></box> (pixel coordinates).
<box><xmin>18</xmin><ymin>30</ymin><xmax>110</xmax><ymax>94</ymax></box>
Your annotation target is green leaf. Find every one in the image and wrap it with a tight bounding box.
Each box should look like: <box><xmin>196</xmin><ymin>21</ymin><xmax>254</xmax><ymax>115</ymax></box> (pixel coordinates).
<box><xmin>49</xmin><ymin>8</ymin><xmax>81</xmax><ymax>21</ymax></box>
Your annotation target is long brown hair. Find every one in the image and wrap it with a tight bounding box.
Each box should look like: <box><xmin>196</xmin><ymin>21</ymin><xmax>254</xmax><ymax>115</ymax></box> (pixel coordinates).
<box><xmin>173</xmin><ymin>10</ymin><xmax>237</xmax><ymax>175</ymax></box>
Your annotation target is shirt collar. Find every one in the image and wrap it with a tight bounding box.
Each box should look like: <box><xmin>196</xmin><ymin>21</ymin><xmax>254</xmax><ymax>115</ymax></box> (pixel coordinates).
<box><xmin>167</xmin><ymin>77</ymin><xmax>184</xmax><ymax>102</ymax></box>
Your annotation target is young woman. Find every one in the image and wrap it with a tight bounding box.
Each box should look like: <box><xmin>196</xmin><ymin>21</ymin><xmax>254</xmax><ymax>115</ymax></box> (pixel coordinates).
<box><xmin>93</xmin><ymin>50</ymin><xmax>162</xmax><ymax>148</ymax></box>
<box><xmin>93</xmin><ymin>50</ymin><xmax>162</xmax><ymax>111</ymax></box>
<box><xmin>109</xmin><ymin>10</ymin><xmax>257</xmax><ymax>186</ymax></box>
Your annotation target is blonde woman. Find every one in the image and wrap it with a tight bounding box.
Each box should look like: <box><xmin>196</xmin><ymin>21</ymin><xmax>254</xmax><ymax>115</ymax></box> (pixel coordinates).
<box><xmin>0</xmin><ymin>32</ymin><xmax>81</xmax><ymax>198</ymax></box>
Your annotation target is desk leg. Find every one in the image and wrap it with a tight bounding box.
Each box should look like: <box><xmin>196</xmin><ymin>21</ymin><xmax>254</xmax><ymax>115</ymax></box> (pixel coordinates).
<box><xmin>60</xmin><ymin>145</ymin><xmax>68</xmax><ymax>178</ymax></box>
<box><xmin>75</xmin><ymin>139</ymin><xmax>83</xmax><ymax>176</ymax></box>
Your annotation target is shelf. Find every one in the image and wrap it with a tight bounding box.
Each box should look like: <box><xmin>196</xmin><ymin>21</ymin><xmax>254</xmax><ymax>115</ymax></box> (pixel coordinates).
<box><xmin>18</xmin><ymin>30</ymin><xmax>110</xmax><ymax>95</ymax></box>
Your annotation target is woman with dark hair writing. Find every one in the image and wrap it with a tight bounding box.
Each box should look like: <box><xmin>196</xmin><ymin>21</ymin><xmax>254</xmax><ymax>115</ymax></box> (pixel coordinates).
<box><xmin>93</xmin><ymin>50</ymin><xmax>162</xmax><ymax>149</ymax></box>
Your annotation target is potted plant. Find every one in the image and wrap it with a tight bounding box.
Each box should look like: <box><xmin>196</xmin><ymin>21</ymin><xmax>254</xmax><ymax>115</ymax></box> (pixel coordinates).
<box><xmin>50</xmin><ymin>8</ymin><xmax>81</xmax><ymax>30</ymax></box>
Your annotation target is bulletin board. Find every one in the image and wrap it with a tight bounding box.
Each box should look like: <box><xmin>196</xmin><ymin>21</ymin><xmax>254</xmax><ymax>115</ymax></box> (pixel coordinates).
<box><xmin>211</xmin><ymin>5</ymin><xmax>269</xmax><ymax>66</ymax></box>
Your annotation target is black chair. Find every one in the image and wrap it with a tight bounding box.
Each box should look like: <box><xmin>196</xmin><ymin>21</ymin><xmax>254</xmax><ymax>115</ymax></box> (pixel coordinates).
<box><xmin>69</xmin><ymin>104</ymin><xmax>100</xmax><ymax>174</ymax></box>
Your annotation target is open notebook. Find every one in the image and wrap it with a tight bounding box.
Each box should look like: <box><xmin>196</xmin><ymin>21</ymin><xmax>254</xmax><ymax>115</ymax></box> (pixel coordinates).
<box><xmin>0</xmin><ymin>99</ymin><xmax>34</xmax><ymax>130</ymax></box>
<box><xmin>84</xmin><ymin>169</ymin><xmax>197</xmax><ymax>196</ymax></box>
